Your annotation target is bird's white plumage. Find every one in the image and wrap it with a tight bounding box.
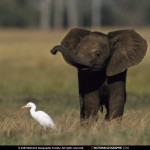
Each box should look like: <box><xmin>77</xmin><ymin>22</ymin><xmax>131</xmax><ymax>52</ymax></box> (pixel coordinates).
<box><xmin>22</xmin><ymin>102</ymin><xmax>56</xmax><ymax>130</ymax></box>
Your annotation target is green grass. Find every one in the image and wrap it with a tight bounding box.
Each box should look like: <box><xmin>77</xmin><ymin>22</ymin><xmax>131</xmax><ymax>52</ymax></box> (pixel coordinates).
<box><xmin>0</xmin><ymin>28</ymin><xmax>150</xmax><ymax>145</ymax></box>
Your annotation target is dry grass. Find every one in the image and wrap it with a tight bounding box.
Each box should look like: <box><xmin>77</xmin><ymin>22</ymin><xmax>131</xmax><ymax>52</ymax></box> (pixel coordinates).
<box><xmin>0</xmin><ymin>29</ymin><xmax>78</xmax><ymax>96</ymax></box>
<box><xmin>0</xmin><ymin>28</ymin><xmax>150</xmax><ymax>145</ymax></box>
<box><xmin>0</xmin><ymin>108</ymin><xmax>150</xmax><ymax>145</ymax></box>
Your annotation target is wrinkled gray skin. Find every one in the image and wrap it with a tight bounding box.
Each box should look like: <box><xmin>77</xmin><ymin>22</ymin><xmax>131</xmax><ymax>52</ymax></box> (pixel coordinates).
<box><xmin>50</xmin><ymin>28</ymin><xmax>147</xmax><ymax>123</ymax></box>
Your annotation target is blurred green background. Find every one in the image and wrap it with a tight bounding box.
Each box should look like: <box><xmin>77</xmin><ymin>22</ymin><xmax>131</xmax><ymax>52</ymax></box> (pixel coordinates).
<box><xmin>0</xmin><ymin>0</ymin><xmax>150</xmax><ymax>28</ymax></box>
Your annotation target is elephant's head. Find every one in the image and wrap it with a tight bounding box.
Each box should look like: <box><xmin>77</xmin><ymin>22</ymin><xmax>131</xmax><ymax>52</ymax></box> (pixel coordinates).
<box><xmin>51</xmin><ymin>28</ymin><xmax>147</xmax><ymax>76</ymax></box>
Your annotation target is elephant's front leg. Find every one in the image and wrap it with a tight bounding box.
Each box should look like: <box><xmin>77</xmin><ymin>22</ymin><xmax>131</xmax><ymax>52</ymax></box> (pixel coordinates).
<box><xmin>78</xmin><ymin>70</ymin><xmax>105</xmax><ymax>123</ymax></box>
<box><xmin>79</xmin><ymin>91</ymin><xmax>100</xmax><ymax>122</ymax></box>
<box><xmin>105</xmin><ymin>72</ymin><xmax>127</xmax><ymax>121</ymax></box>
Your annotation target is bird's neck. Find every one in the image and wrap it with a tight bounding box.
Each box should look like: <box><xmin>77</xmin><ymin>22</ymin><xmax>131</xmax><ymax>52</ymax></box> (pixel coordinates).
<box><xmin>30</xmin><ymin>106</ymin><xmax>36</xmax><ymax>116</ymax></box>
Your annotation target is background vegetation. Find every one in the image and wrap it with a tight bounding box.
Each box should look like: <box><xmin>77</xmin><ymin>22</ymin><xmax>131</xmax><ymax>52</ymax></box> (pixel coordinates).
<box><xmin>0</xmin><ymin>28</ymin><xmax>149</xmax><ymax>145</ymax></box>
<box><xmin>0</xmin><ymin>0</ymin><xmax>150</xmax><ymax>28</ymax></box>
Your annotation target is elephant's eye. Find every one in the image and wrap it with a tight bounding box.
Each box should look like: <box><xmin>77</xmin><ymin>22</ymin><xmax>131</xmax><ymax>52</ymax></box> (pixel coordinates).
<box><xmin>94</xmin><ymin>51</ymin><xmax>101</xmax><ymax>57</ymax></box>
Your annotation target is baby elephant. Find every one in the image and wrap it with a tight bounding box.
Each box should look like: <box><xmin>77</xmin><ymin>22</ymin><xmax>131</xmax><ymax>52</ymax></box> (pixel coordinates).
<box><xmin>50</xmin><ymin>28</ymin><xmax>147</xmax><ymax>123</ymax></box>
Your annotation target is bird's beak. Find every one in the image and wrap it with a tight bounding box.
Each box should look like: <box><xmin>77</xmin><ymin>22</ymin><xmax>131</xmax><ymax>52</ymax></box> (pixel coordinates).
<box><xmin>21</xmin><ymin>105</ymin><xmax>27</xmax><ymax>109</ymax></box>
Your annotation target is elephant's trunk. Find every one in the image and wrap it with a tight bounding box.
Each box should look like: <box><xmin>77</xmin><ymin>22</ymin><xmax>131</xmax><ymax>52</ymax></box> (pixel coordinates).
<box><xmin>50</xmin><ymin>45</ymin><xmax>89</xmax><ymax>69</ymax></box>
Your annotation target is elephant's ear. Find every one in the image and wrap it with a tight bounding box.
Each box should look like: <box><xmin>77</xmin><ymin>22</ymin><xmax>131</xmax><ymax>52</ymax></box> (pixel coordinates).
<box><xmin>61</xmin><ymin>28</ymin><xmax>91</xmax><ymax>55</ymax></box>
<box><xmin>106</xmin><ymin>29</ymin><xmax>147</xmax><ymax>76</ymax></box>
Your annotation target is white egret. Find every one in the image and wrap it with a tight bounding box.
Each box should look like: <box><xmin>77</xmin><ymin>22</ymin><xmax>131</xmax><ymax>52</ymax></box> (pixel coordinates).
<box><xmin>21</xmin><ymin>102</ymin><xmax>56</xmax><ymax>130</ymax></box>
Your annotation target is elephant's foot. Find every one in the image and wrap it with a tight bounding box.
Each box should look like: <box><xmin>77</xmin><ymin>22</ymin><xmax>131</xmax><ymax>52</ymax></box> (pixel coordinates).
<box><xmin>80</xmin><ymin>113</ymin><xmax>99</xmax><ymax>127</ymax></box>
<box><xmin>105</xmin><ymin>113</ymin><xmax>123</xmax><ymax>126</ymax></box>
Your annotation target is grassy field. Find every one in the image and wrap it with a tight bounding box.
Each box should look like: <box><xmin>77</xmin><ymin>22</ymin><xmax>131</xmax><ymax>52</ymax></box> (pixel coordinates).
<box><xmin>0</xmin><ymin>27</ymin><xmax>150</xmax><ymax>145</ymax></box>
